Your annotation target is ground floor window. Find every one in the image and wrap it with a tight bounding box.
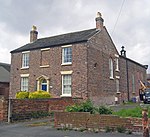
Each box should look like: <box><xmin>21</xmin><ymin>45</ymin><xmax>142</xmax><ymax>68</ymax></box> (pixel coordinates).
<box><xmin>62</xmin><ymin>74</ymin><xmax>71</xmax><ymax>96</ymax></box>
<box><xmin>21</xmin><ymin>77</ymin><xmax>28</xmax><ymax>91</ymax></box>
<box><xmin>116</xmin><ymin>79</ymin><xmax>120</xmax><ymax>93</ymax></box>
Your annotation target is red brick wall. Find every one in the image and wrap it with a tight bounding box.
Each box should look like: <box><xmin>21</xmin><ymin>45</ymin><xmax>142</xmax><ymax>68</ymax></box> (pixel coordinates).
<box><xmin>87</xmin><ymin>28</ymin><xmax>119</xmax><ymax>105</ymax></box>
<box><xmin>54</xmin><ymin>112</ymin><xmax>144</xmax><ymax>132</ymax></box>
<box><xmin>119</xmin><ymin>56</ymin><xmax>147</xmax><ymax>102</ymax></box>
<box><xmin>10</xmin><ymin>98</ymin><xmax>81</xmax><ymax>121</ymax></box>
<box><xmin>10</xmin><ymin>44</ymin><xmax>88</xmax><ymax>99</ymax></box>
<box><xmin>0</xmin><ymin>83</ymin><xmax>9</xmax><ymax>99</ymax></box>
<box><xmin>0</xmin><ymin>97</ymin><xmax>8</xmax><ymax>122</ymax></box>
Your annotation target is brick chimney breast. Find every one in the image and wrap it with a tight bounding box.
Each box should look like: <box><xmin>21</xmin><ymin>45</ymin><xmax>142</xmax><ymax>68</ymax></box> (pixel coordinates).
<box><xmin>30</xmin><ymin>25</ymin><xmax>38</xmax><ymax>43</ymax></box>
<box><xmin>95</xmin><ymin>12</ymin><xmax>104</xmax><ymax>30</ymax></box>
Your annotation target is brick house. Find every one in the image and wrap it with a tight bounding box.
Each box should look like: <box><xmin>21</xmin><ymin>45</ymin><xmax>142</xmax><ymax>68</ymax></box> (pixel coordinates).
<box><xmin>0</xmin><ymin>62</ymin><xmax>10</xmax><ymax>98</ymax></box>
<box><xmin>10</xmin><ymin>12</ymin><xmax>147</xmax><ymax>105</ymax></box>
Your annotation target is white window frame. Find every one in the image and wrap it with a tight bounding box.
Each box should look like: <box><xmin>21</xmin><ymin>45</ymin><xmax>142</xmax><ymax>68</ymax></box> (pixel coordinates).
<box><xmin>132</xmin><ymin>74</ymin><xmax>135</xmax><ymax>93</ymax></box>
<box><xmin>22</xmin><ymin>51</ymin><xmax>30</xmax><ymax>68</ymax></box>
<box><xmin>62</xmin><ymin>45</ymin><xmax>72</xmax><ymax>65</ymax></box>
<box><xmin>21</xmin><ymin>76</ymin><xmax>29</xmax><ymax>91</ymax></box>
<box><xmin>115</xmin><ymin>58</ymin><xmax>119</xmax><ymax>71</ymax></box>
<box><xmin>61</xmin><ymin>74</ymin><xmax>72</xmax><ymax>97</ymax></box>
<box><xmin>109</xmin><ymin>58</ymin><xmax>114</xmax><ymax>79</ymax></box>
<box><xmin>116</xmin><ymin>79</ymin><xmax>120</xmax><ymax>93</ymax></box>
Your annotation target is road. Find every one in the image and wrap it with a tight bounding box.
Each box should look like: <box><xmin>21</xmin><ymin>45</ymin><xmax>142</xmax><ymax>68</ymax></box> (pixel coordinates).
<box><xmin>0</xmin><ymin>119</ymin><xmax>141</xmax><ymax>137</ymax></box>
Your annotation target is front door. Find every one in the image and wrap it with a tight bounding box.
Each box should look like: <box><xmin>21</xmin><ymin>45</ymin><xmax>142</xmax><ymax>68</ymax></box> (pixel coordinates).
<box><xmin>41</xmin><ymin>79</ymin><xmax>47</xmax><ymax>91</ymax></box>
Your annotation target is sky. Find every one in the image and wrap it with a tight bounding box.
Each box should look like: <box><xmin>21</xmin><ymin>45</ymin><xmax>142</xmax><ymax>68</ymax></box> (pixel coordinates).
<box><xmin>0</xmin><ymin>0</ymin><xmax>150</xmax><ymax>72</ymax></box>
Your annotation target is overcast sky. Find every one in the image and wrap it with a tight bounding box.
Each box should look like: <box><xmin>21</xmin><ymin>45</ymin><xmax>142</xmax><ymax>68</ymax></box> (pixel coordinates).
<box><xmin>0</xmin><ymin>0</ymin><xmax>150</xmax><ymax>72</ymax></box>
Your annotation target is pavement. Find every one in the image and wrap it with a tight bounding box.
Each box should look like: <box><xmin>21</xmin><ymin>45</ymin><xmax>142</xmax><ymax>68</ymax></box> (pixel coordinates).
<box><xmin>0</xmin><ymin>118</ymin><xmax>142</xmax><ymax>137</ymax></box>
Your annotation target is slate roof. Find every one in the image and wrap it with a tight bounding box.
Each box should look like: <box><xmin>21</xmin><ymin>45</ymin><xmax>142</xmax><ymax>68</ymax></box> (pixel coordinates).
<box><xmin>11</xmin><ymin>28</ymin><xmax>99</xmax><ymax>53</ymax></box>
<box><xmin>119</xmin><ymin>55</ymin><xmax>147</xmax><ymax>69</ymax></box>
<box><xmin>0</xmin><ymin>63</ymin><xmax>10</xmax><ymax>82</ymax></box>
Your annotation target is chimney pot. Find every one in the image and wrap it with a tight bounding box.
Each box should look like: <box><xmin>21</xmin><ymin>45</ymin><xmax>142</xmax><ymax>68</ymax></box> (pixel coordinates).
<box><xmin>30</xmin><ymin>25</ymin><xmax>38</xmax><ymax>43</ymax></box>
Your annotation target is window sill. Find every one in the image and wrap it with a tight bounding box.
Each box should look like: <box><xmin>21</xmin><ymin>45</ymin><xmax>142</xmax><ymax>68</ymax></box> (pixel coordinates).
<box><xmin>21</xmin><ymin>67</ymin><xmax>29</xmax><ymax>70</ymax></box>
<box><xmin>40</xmin><ymin>65</ymin><xmax>49</xmax><ymax>68</ymax></box>
<box><xmin>110</xmin><ymin>77</ymin><xmax>114</xmax><ymax>80</ymax></box>
<box><xmin>115</xmin><ymin>69</ymin><xmax>120</xmax><ymax>72</ymax></box>
<box><xmin>61</xmin><ymin>63</ymin><xmax>72</xmax><ymax>66</ymax></box>
<box><xmin>60</xmin><ymin>94</ymin><xmax>72</xmax><ymax>97</ymax></box>
<box><xmin>116</xmin><ymin>76</ymin><xmax>120</xmax><ymax>79</ymax></box>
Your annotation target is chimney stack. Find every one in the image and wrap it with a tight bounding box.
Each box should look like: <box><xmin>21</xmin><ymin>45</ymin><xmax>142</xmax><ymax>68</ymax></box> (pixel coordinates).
<box><xmin>30</xmin><ymin>25</ymin><xmax>38</xmax><ymax>42</ymax></box>
<box><xmin>95</xmin><ymin>12</ymin><xmax>104</xmax><ymax>30</ymax></box>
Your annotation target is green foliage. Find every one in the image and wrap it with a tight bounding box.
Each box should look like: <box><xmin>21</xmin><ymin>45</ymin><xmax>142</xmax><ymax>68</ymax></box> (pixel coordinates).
<box><xmin>65</xmin><ymin>100</ymin><xmax>95</xmax><ymax>114</ymax></box>
<box><xmin>113</xmin><ymin>107</ymin><xmax>142</xmax><ymax>118</ymax></box>
<box><xmin>16</xmin><ymin>91</ymin><xmax>29</xmax><ymax>99</ymax></box>
<box><xmin>65</xmin><ymin>100</ymin><xmax>112</xmax><ymax>115</ymax></box>
<box><xmin>97</xmin><ymin>106</ymin><xmax>112</xmax><ymax>114</ymax></box>
<box><xmin>29</xmin><ymin>90</ymin><xmax>51</xmax><ymax>99</ymax></box>
<box><xmin>30</xmin><ymin>111</ymin><xmax>50</xmax><ymax>118</ymax></box>
<box><xmin>15</xmin><ymin>90</ymin><xmax>52</xmax><ymax>99</ymax></box>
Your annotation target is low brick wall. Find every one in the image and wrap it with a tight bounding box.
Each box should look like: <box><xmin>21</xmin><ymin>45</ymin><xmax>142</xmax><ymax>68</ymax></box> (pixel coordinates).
<box><xmin>0</xmin><ymin>97</ymin><xmax>82</xmax><ymax>122</ymax></box>
<box><xmin>0</xmin><ymin>96</ymin><xmax>8</xmax><ymax>122</ymax></box>
<box><xmin>54</xmin><ymin>112</ymin><xmax>144</xmax><ymax>133</ymax></box>
<box><xmin>10</xmin><ymin>97</ymin><xmax>82</xmax><ymax>121</ymax></box>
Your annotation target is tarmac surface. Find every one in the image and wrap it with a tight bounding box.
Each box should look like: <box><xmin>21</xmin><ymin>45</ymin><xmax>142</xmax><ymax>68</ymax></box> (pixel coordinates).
<box><xmin>0</xmin><ymin>118</ymin><xmax>142</xmax><ymax>137</ymax></box>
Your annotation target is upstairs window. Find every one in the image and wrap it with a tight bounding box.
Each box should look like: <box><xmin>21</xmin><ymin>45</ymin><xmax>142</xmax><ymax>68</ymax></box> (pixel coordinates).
<box><xmin>22</xmin><ymin>52</ymin><xmax>29</xmax><ymax>68</ymax></box>
<box><xmin>115</xmin><ymin>58</ymin><xmax>119</xmax><ymax>71</ymax></box>
<box><xmin>115</xmin><ymin>54</ymin><xmax>119</xmax><ymax>71</ymax></box>
<box><xmin>40</xmin><ymin>48</ymin><xmax>49</xmax><ymax>67</ymax></box>
<box><xmin>109</xmin><ymin>58</ymin><xmax>114</xmax><ymax>79</ymax></box>
<box><xmin>62</xmin><ymin>46</ymin><xmax>72</xmax><ymax>64</ymax></box>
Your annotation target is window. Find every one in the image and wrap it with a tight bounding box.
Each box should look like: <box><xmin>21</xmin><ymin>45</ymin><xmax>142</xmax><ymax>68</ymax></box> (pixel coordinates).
<box><xmin>62</xmin><ymin>47</ymin><xmax>72</xmax><ymax>64</ymax></box>
<box><xmin>116</xmin><ymin>79</ymin><xmax>120</xmax><ymax>93</ymax></box>
<box><xmin>132</xmin><ymin>74</ymin><xmax>135</xmax><ymax>93</ymax></box>
<box><xmin>40</xmin><ymin>48</ymin><xmax>49</xmax><ymax>67</ymax></box>
<box><xmin>115</xmin><ymin>58</ymin><xmax>119</xmax><ymax>71</ymax></box>
<box><xmin>109</xmin><ymin>58</ymin><xmax>114</xmax><ymax>79</ymax></box>
<box><xmin>62</xmin><ymin>75</ymin><xmax>71</xmax><ymax>96</ymax></box>
<box><xmin>22</xmin><ymin>52</ymin><xmax>29</xmax><ymax>68</ymax></box>
<box><xmin>21</xmin><ymin>77</ymin><xmax>29</xmax><ymax>91</ymax></box>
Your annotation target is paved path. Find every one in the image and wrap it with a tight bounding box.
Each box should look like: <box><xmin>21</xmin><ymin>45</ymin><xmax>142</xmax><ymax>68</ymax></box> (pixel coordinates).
<box><xmin>0</xmin><ymin>119</ymin><xmax>142</xmax><ymax>137</ymax></box>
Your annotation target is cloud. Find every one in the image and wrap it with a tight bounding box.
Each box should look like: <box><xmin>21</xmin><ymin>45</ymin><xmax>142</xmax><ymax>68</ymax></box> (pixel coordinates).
<box><xmin>0</xmin><ymin>0</ymin><xmax>150</xmax><ymax>72</ymax></box>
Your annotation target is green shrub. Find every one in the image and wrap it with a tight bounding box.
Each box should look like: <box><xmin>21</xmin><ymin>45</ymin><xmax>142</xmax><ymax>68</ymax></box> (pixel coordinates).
<box><xmin>16</xmin><ymin>91</ymin><xmax>29</xmax><ymax>99</ymax></box>
<box><xmin>29</xmin><ymin>90</ymin><xmax>51</xmax><ymax>99</ymax></box>
<box><xmin>97</xmin><ymin>106</ymin><xmax>112</xmax><ymax>115</ymax></box>
<box><xmin>66</xmin><ymin>100</ymin><xmax>95</xmax><ymax>114</ymax></box>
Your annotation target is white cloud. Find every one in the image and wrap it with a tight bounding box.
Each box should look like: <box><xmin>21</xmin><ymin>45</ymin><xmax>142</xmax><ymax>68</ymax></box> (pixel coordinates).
<box><xmin>0</xmin><ymin>0</ymin><xmax>150</xmax><ymax>72</ymax></box>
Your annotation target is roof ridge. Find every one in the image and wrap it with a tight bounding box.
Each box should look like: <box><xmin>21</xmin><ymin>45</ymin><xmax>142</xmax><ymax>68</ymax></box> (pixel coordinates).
<box><xmin>0</xmin><ymin>62</ymin><xmax>10</xmax><ymax>66</ymax></box>
<box><xmin>11</xmin><ymin>28</ymin><xmax>98</xmax><ymax>53</ymax></box>
<box><xmin>37</xmin><ymin>28</ymin><xmax>96</xmax><ymax>41</ymax></box>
